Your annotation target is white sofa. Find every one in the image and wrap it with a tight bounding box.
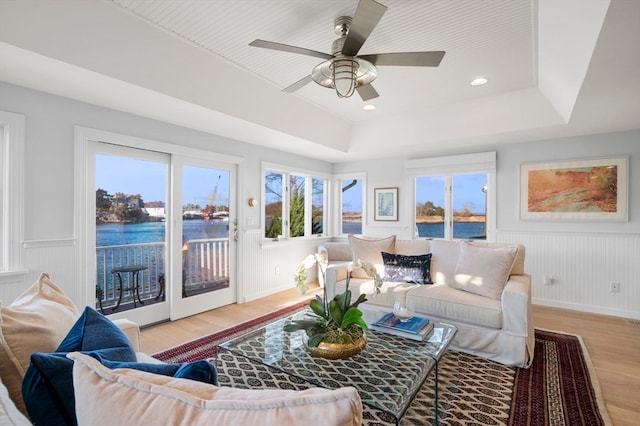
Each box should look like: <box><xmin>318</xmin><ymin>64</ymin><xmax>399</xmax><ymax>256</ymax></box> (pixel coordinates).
<box><xmin>0</xmin><ymin>274</ymin><xmax>362</xmax><ymax>425</ymax></box>
<box><xmin>320</xmin><ymin>237</ymin><xmax>535</xmax><ymax>368</ymax></box>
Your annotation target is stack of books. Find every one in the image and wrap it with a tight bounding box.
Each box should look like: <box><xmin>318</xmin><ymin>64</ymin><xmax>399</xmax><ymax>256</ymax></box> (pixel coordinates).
<box><xmin>370</xmin><ymin>312</ymin><xmax>434</xmax><ymax>341</ymax></box>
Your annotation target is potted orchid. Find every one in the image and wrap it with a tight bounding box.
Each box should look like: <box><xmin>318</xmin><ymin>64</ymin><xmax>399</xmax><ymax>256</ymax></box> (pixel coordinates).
<box><xmin>286</xmin><ymin>254</ymin><xmax>382</xmax><ymax>359</ymax></box>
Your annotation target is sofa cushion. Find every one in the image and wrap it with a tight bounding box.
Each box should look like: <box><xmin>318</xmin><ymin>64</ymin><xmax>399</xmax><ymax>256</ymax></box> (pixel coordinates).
<box><xmin>337</xmin><ymin>278</ymin><xmax>416</xmax><ymax>308</ymax></box>
<box><xmin>348</xmin><ymin>235</ymin><xmax>396</xmax><ymax>278</ymax></box>
<box><xmin>0</xmin><ymin>273</ymin><xmax>80</xmax><ymax>415</ymax></box>
<box><xmin>22</xmin><ymin>306</ymin><xmax>137</xmax><ymax>426</ymax></box>
<box><xmin>0</xmin><ymin>377</ymin><xmax>30</xmax><ymax>426</ymax></box>
<box><xmin>100</xmin><ymin>359</ymin><xmax>218</xmax><ymax>386</ymax></box>
<box><xmin>394</xmin><ymin>239</ymin><xmax>430</xmax><ymax>255</ymax></box>
<box><xmin>322</xmin><ymin>242</ymin><xmax>353</xmax><ymax>261</ymax></box>
<box><xmin>382</xmin><ymin>252</ymin><xmax>432</xmax><ymax>284</ymax></box>
<box><xmin>69</xmin><ymin>352</ymin><xmax>363</xmax><ymax>426</ymax></box>
<box><xmin>23</xmin><ymin>306</ymin><xmax>219</xmax><ymax>426</ymax></box>
<box><xmin>431</xmin><ymin>239</ymin><xmax>465</xmax><ymax>285</ymax></box>
<box><xmin>408</xmin><ymin>284</ymin><xmax>503</xmax><ymax>329</ymax></box>
<box><xmin>469</xmin><ymin>241</ymin><xmax>526</xmax><ymax>275</ymax></box>
<box><xmin>452</xmin><ymin>242</ymin><xmax>518</xmax><ymax>300</ymax></box>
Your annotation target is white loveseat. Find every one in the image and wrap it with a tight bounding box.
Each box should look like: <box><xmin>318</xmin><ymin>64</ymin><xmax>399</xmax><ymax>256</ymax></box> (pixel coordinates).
<box><xmin>320</xmin><ymin>236</ymin><xmax>535</xmax><ymax>368</ymax></box>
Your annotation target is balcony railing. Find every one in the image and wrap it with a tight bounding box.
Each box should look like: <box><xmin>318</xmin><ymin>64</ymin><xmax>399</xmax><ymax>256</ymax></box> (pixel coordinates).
<box><xmin>96</xmin><ymin>238</ymin><xmax>229</xmax><ymax>312</ymax></box>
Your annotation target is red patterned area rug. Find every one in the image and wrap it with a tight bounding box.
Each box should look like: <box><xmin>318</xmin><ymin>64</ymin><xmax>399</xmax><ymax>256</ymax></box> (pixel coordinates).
<box><xmin>153</xmin><ymin>307</ymin><xmax>611</xmax><ymax>426</ymax></box>
<box><xmin>152</xmin><ymin>300</ymin><xmax>311</xmax><ymax>362</ymax></box>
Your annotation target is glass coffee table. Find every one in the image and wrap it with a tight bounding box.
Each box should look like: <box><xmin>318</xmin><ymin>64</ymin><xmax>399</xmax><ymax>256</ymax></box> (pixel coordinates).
<box><xmin>217</xmin><ymin>305</ymin><xmax>457</xmax><ymax>425</ymax></box>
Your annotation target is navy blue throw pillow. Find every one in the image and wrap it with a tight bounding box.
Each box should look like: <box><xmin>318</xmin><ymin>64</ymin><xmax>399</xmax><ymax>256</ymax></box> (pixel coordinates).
<box><xmin>22</xmin><ymin>307</ymin><xmax>137</xmax><ymax>426</ymax></box>
<box><xmin>99</xmin><ymin>358</ymin><xmax>218</xmax><ymax>386</ymax></box>
<box><xmin>23</xmin><ymin>307</ymin><xmax>219</xmax><ymax>426</ymax></box>
<box><xmin>382</xmin><ymin>252</ymin><xmax>433</xmax><ymax>284</ymax></box>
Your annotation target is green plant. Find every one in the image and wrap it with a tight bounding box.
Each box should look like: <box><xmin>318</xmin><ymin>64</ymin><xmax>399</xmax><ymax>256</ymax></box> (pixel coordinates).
<box><xmin>286</xmin><ymin>257</ymin><xmax>382</xmax><ymax>347</ymax></box>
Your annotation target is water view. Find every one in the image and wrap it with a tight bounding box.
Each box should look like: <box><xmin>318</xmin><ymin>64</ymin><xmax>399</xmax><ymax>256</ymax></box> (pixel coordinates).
<box><xmin>97</xmin><ymin>220</ymin><xmax>229</xmax><ymax>247</ymax></box>
<box><xmin>342</xmin><ymin>222</ymin><xmax>485</xmax><ymax>239</ymax></box>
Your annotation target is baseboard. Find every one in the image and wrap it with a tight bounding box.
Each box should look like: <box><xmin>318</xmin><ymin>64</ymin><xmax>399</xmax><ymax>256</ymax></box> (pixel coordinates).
<box><xmin>532</xmin><ymin>297</ymin><xmax>640</xmax><ymax>320</ymax></box>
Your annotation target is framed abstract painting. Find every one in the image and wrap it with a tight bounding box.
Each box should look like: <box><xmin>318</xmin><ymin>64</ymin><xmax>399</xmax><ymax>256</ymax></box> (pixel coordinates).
<box><xmin>520</xmin><ymin>156</ymin><xmax>628</xmax><ymax>221</ymax></box>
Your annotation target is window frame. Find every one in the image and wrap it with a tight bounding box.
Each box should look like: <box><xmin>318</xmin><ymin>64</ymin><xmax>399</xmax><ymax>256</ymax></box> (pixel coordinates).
<box><xmin>0</xmin><ymin>111</ymin><xmax>26</xmax><ymax>279</ymax></box>
<box><xmin>262</xmin><ymin>162</ymin><xmax>329</xmax><ymax>241</ymax></box>
<box><xmin>407</xmin><ymin>152</ymin><xmax>496</xmax><ymax>241</ymax></box>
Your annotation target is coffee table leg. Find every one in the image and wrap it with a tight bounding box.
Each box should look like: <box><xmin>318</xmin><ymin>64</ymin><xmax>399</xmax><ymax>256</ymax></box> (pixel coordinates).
<box><xmin>434</xmin><ymin>360</ymin><xmax>439</xmax><ymax>426</ymax></box>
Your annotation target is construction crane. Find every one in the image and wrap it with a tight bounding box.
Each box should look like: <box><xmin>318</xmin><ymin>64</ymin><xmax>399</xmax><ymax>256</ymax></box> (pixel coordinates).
<box><xmin>209</xmin><ymin>175</ymin><xmax>221</xmax><ymax>208</ymax></box>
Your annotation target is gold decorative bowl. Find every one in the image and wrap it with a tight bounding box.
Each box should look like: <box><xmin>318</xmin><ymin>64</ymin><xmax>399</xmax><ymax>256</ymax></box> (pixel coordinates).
<box><xmin>307</xmin><ymin>333</ymin><xmax>367</xmax><ymax>360</ymax></box>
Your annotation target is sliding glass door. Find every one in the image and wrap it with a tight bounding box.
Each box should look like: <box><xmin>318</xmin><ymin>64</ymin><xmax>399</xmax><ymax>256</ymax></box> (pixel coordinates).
<box><xmin>93</xmin><ymin>143</ymin><xmax>170</xmax><ymax>325</ymax></box>
<box><xmin>85</xmin><ymin>137</ymin><xmax>237</xmax><ymax>325</ymax></box>
<box><xmin>171</xmin><ymin>157</ymin><xmax>236</xmax><ymax>320</ymax></box>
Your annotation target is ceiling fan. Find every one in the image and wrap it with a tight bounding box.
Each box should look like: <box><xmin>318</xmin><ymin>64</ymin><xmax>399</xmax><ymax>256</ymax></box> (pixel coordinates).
<box><xmin>249</xmin><ymin>0</ymin><xmax>445</xmax><ymax>101</ymax></box>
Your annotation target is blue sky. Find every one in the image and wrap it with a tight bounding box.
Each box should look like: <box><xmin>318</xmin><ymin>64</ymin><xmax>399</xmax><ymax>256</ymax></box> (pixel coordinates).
<box><xmin>97</xmin><ymin>155</ymin><xmax>484</xmax><ymax>213</ymax></box>
<box><xmin>96</xmin><ymin>155</ymin><xmax>230</xmax><ymax>207</ymax></box>
<box><xmin>416</xmin><ymin>174</ymin><xmax>487</xmax><ymax>213</ymax></box>
<box><xmin>342</xmin><ymin>174</ymin><xmax>487</xmax><ymax>214</ymax></box>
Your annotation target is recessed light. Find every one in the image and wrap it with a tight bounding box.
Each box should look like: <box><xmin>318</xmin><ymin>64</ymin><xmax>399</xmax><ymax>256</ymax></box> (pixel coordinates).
<box><xmin>470</xmin><ymin>77</ymin><xmax>488</xmax><ymax>86</ymax></box>
<box><xmin>363</xmin><ymin>104</ymin><xmax>376</xmax><ymax>111</ymax></box>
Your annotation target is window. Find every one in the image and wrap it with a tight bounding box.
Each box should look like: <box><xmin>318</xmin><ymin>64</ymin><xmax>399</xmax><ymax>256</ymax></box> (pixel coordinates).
<box><xmin>408</xmin><ymin>152</ymin><xmax>495</xmax><ymax>241</ymax></box>
<box><xmin>263</xmin><ymin>165</ymin><xmax>327</xmax><ymax>240</ymax></box>
<box><xmin>311</xmin><ymin>178</ymin><xmax>325</xmax><ymax>235</ymax></box>
<box><xmin>338</xmin><ymin>174</ymin><xmax>365</xmax><ymax>236</ymax></box>
<box><xmin>290</xmin><ymin>174</ymin><xmax>305</xmax><ymax>237</ymax></box>
<box><xmin>0</xmin><ymin>111</ymin><xmax>25</xmax><ymax>275</ymax></box>
<box><xmin>264</xmin><ymin>171</ymin><xmax>284</xmax><ymax>238</ymax></box>
<box><xmin>416</xmin><ymin>174</ymin><xmax>488</xmax><ymax>240</ymax></box>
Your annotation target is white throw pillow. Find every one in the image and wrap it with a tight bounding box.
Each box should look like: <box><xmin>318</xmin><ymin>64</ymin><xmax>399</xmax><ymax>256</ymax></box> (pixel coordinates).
<box><xmin>452</xmin><ymin>242</ymin><xmax>518</xmax><ymax>299</ymax></box>
<box><xmin>69</xmin><ymin>352</ymin><xmax>363</xmax><ymax>426</ymax></box>
<box><xmin>348</xmin><ymin>235</ymin><xmax>396</xmax><ymax>279</ymax></box>
<box><xmin>0</xmin><ymin>273</ymin><xmax>80</xmax><ymax>415</ymax></box>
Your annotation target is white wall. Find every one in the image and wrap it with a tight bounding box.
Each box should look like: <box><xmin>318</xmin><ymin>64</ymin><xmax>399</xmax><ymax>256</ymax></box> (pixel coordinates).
<box><xmin>335</xmin><ymin>131</ymin><xmax>640</xmax><ymax>319</ymax></box>
<box><xmin>0</xmin><ymin>83</ymin><xmax>331</xmax><ymax>306</ymax></box>
<box><xmin>1</xmin><ymin>82</ymin><xmax>638</xmax><ymax>320</ymax></box>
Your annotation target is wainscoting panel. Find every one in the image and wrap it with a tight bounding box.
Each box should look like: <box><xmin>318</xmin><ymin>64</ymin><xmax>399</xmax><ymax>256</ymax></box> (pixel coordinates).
<box><xmin>238</xmin><ymin>230</ymin><xmax>326</xmax><ymax>303</ymax></box>
<box><xmin>1</xmin><ymin>238</ymin><xmax>79</xmax><ymax>306</ymax></box>
<box><xmin>497</xmin><ymin>230</ymin><xmax>640</xmax><ymax>319</ymax></box>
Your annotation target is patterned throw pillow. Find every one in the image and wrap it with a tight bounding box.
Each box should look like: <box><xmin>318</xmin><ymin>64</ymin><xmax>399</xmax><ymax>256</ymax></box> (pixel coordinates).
<box><xmin>382</xmin><ymin>252</ymin><xmax>433</xmax><ymax>284</ymax></box>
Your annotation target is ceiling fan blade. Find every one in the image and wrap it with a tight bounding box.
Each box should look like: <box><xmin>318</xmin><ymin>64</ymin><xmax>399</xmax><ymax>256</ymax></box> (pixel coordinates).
<box><xmin>283</xmin><ymin>75</ymin><xmax>314</xmax><ymax>93</ymax></box>
<box><xmin>360</xmin><ymin>51</ymin><xmax>446</xmax><ymax>67</ymax></box>
<box><xmin>342</xmin><ymin>0</ymin><xmax>388</xmax><ymax>57</ymax></box>
<box><xmin>249</xmin><ymin>40</ymin><xmax>332</xmax><ymax>60</ymax></box>
<box><xmin>357</xmin><ymin>84</ymin><xmax>379</xmax><ymax>101</ymax></box>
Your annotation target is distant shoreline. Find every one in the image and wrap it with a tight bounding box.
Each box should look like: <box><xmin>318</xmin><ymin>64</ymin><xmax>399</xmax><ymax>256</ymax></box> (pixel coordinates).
<box><xmin>342</xmin><ymin>214</ymin><xmax>486</xmax><ymax>224</ymax></box>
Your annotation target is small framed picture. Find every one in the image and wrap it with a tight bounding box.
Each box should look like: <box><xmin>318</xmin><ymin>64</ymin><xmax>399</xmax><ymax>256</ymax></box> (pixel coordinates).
<box><xmin>374</xmin><ymin>187</ymin><xmax>398</xmax><ymax>221</ymax></box>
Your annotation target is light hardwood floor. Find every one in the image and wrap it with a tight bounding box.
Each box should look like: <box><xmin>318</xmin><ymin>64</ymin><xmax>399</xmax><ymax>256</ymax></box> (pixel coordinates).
<box><xmin>141</xmin><ymin>286</ymin><xmax>639</xmax><ymax>426</ymax></box>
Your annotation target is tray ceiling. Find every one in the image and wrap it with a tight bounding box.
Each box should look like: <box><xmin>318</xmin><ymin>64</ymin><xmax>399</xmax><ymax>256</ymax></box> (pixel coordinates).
<box><xmin>0</xmin><ymin>0</ymin><xmax>638</xmax><ymax>161</ymax></box>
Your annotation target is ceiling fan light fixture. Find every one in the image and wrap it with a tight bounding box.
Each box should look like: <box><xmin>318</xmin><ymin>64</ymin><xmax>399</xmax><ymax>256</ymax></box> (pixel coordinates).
<box><xmin>333</xmin><ymin>58</ymin><xmax>358</xmax><ymax>98</ymax></box>
<box><xmin>311</xmin><ymin>56</ymin><xmax>377</xmax><ymax>99</ymax></box>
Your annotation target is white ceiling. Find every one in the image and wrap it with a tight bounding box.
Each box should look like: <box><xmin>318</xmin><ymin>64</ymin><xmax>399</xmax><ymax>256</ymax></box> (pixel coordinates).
<box><xmin>110</xmin><ymin>0</ymin><xmax>536</xmax><ymax>122</ymax></box>
<box><xmin>0</xmin><ymin>0</ymin><xmax>638</xmax><ymax>162</ymax></box>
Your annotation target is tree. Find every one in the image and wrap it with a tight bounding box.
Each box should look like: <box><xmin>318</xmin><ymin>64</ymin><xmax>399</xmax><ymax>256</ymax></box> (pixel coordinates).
<box><xmin>416</xmin><ymin>201</ymin><xmax>444</xmax><ymax>217</ymax></box>
<box><xmin>96</xmin><ymin>188</ymin><xmax>112</xmax><ymax>210</ymax></box>
<box><xmin>265</xmin><ymin>172</ymin><xmax>283</xmax><ymax>238</ymax></box>
<box><xmin>289</xmin><ymin>177</ymin><xmax>304</xmax><ymax>237</ymax></box>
